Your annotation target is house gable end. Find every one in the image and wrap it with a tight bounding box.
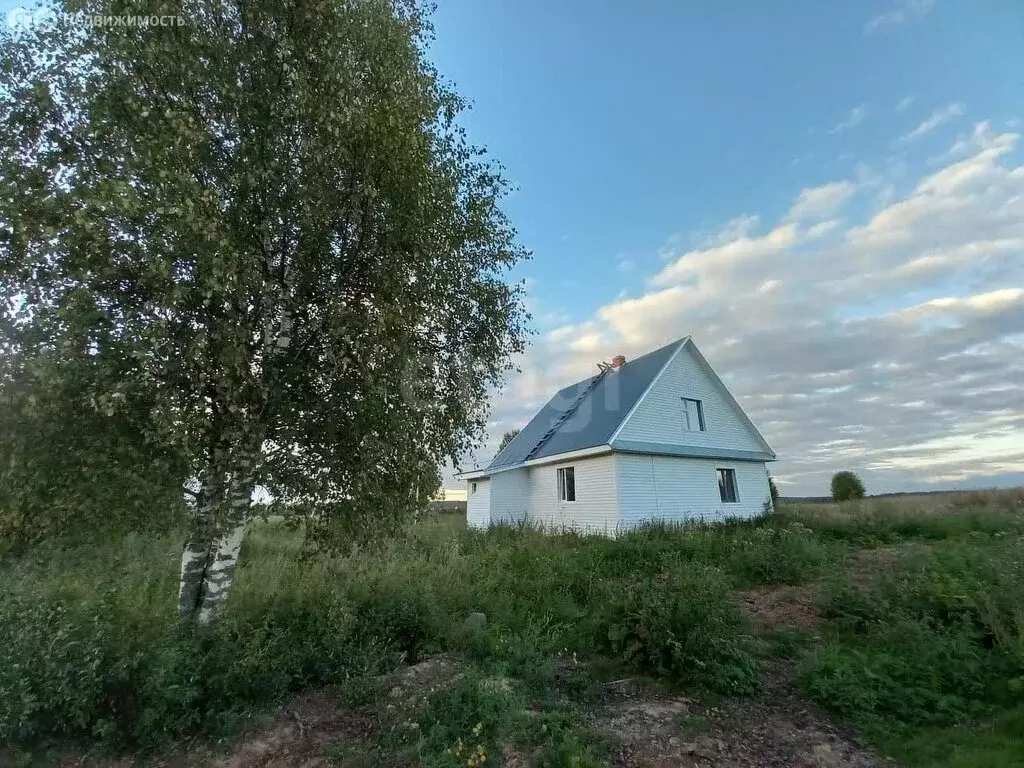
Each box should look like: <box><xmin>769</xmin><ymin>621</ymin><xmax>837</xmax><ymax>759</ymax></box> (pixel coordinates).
<box><xmin>610</xmin><ymin>339</ymin><xmax>774</xmax><ymax>456</ymax></box>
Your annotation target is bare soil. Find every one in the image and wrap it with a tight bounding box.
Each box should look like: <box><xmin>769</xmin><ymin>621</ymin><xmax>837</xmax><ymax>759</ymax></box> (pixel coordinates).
<box><xmin>592</xmin><ymin>664</ymin><xmax>881</xmax><ymax>768</ymax></box>
<box><xmin>587</xmin><ymin>585</ymin><xmax>883</xmax><ymax>768</ymax></box>
<box><xmin>735</xmin><ymin>584</ymin><xmax>820</xmax><ymax>632</ymax></box>
<box><xmin>202</xmin><ymin>656</ymin><xmax>461</xmax><ymax>768</ymax></box>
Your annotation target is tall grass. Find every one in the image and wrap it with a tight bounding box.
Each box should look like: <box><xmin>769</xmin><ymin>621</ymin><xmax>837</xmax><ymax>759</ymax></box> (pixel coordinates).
<box><xmin>0</xmin><ymin>514</ymin><xmax>830</xmax><ymax>749</ymax></box>
<box><xmin>2</xmin><ymin>491</ymin><xmax>1022</xmax><ymax>761</ymax></box>
<box><xmin>779</xmin><ymin>489</ymin><xmax>1024</xmax><ymax>546</ymax></box>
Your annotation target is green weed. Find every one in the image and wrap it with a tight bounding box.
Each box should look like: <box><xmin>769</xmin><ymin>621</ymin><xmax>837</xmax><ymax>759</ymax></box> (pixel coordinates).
<box><xmin>0</xmin><ymin>516</ymin><xmax>793</xmax><ymax>749</ymax></box>
<box><xmin>3</xmin><ymin>494</ymin><xmax>1023</xmax><ymax>767</ymax></box>
<box><xmin>800</xmin><ymin>535</ymin><xmax>1024</xmax><ymax>763</ymax></box>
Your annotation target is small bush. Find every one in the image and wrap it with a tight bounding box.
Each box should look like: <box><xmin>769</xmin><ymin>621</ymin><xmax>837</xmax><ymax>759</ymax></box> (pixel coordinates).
<box><xmin>0</xmin><ymin>591</ymin><xmax>129</xmax><ymax>743</ymax></box>
<box><xmin>598</xmin><ymin>565</ymin><xmax>758</xmax><ymax>694</ymax></box>
<box><xmin>414</xmin><ymin>674</ymin><xmax>517</xmax><ymax>763</ymax></box>
<box><xmin>831</xmin><ymin>471</ymin><xmax>866</xmax><ymax>502</ymax></box>
<box><xmin>722</xmin><ymin>523</ymin><xmax>833</xmax><ymax>586</ymax></box>
<box><xmin>404</xmin><ymin>669</ymin><xmax>606</xmax><ymax>768</ymax></box>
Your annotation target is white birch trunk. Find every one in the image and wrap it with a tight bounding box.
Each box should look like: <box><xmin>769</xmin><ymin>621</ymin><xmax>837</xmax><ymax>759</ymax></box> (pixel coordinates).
<box><xmin>178</xmin><ymin>245</ymin><xmax>281</xmax><ymax>625</ymax></box>
<box><xmin>177</xmin><ymin>536</ymin><xmax>212</xmax><ymax>618</ymax></box>
<box><xmin>178</xmin><ymin>477</ymin><xmax>216</xmax><ymax>620</ymax></box>
<box><xmin>178</xmin><ymin>450</ymin><xmax>255</xmax><ymax>624</ymax></box>
<box><xmin>195</xmin><ymin>520</ymin><xmax>247</xmax><ymax>625</ymax></box>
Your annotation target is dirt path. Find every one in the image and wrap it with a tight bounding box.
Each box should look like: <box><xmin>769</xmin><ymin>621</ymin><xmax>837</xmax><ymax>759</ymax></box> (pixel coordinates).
<box><xmin>591</xmin><ymin>663</ymin><xmax>879</xmax><ymax>768</ymax></box>
<box><xmin>588</xmin><ymin>585</ymin><xmax>883</xmax><ymax>768</ymax></box>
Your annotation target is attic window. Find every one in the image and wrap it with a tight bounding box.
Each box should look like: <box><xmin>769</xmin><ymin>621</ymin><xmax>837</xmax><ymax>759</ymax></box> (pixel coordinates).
<box><xmin>682</xmin><ymin>398</ymin><xmax>705</xmax><ymax>431</ymax></box>
<box><xmin>471</xmin><ymin>482</ymin><xmax>478</xmax><ymax>494</ymax></box>
<box><xmin>557</xmin><ymin>466</ymin><xmax>576</xmax><ymax>502</ymax></box>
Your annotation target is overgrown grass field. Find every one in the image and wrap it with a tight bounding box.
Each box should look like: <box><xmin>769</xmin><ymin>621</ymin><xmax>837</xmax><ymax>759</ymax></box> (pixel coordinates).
<box><xmin>1</xmin><ymin>490</ymin><xmax>1022</xmax><ymax>766</ymax></box>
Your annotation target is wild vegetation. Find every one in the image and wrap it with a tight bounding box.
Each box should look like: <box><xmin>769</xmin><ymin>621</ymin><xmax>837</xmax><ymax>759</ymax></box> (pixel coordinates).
<box><xmin>831</xmin><ymin>470</ymin><xmax>867</xmax><ymax>502</ymax></box>
<box><xmin>2</xmin><ymin>490</ymin><xmax>1022</xmax><ymax>766</ymax></box>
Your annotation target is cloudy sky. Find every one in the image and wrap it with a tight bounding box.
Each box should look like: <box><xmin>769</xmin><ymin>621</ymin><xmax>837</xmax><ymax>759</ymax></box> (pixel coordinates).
<box><xmin>429</xmin><ymin>0</ymin><xmax>1024</xmax><ymax>496</ymax></box>
<box><xmin>2</xmin><ymin>2</ymin><xmax>1019</xmax><ymax>497</ymax></box>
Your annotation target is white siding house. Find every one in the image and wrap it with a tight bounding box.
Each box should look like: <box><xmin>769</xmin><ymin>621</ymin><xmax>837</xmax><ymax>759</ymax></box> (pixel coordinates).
<box><xmin>459</xmin><ymin>337</ymin><xmax>776</xmax><ymax>533</ymax></box>
<box><xmin>526</xmin><ymin>452</ymin><xmax>619</xmax><ymax>533</ymax></box>
<box><xmin>466</xmin><ymin>478</ymin><xmax>490</xmax><ymax>528</ymax></box>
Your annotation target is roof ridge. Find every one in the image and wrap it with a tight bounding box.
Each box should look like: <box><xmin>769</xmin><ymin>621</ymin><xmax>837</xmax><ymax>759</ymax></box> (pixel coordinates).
<box><xmin>549</xmin><ymin>337</ymin><xmax>689</xmax><ymax>396</ymax></box>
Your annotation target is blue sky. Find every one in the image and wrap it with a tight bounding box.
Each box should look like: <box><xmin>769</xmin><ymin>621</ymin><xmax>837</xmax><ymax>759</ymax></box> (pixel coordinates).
<box><xmin>428</xmin><ymin>0</ymin><xmax>1023</xmax><ymax>328</ymax></box>
<box><xmin>5</xmin><ymin>0</ymin><xmax>1023</xmax><ymax>495</ymax></box>
<box><xmin>427</xmin><ymin>1</ymin><xmax>1024</xmax><ymax>494</ymax></box>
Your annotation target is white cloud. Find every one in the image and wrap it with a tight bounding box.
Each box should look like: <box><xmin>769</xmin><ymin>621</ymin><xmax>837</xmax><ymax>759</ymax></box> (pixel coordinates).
<box><xmin>846</xmin><ymin>126</ymin><xmax>1019</xmax><ymax>248</ymax></box>
<box><xmin>807</xmin><ymin>219</ymin><xmax>841</xmax><ymax>239</ymax></box>
<box><xmin>947</xmin><ymin>120</ymin><xmax>1011</xmax><ymax>157</ymax></box>
<box><xmin>457</xmin><ymin>119</ymin><xmax>1024</xmax><ymax>494</ymax></box>
<box><xmin>829</xmin><ymin>104</ymin><xmax>869</xmax><ymax>135</ymax></box>
<box><xmin>899</xmin><ymin>102</ymin><xmax>964</xmax><ymax>142</ymax></box>
<box><xmin>889</xmin><ymin>288</ymin><xmax>1024</xmax><ymax>322</ymax></box>
<box><xmin>651</xmin><ymin>223</ymin><xmax>798</xmax><ymax>289</ymax></box>
<box><xmin>865</xmin><ymin>0</ymin><xmax>936</xmax><ymax>33</ymax></box>
<box><xmin>896</xmin><ymin>96</ymin><xmax>915</xmax><ymax>112</ymax></box>
<box><xmin>616</xmin><ymin>258</ymin><xmax>635</xmax><ymax>273</ymax></box>
<box><xmin>786</xmin><ymin>181</ymin><xmax>856</xmax><ymax>222</ymax></box>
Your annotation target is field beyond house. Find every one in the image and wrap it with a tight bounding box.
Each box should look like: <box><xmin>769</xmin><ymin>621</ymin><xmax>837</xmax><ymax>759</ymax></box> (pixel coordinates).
<box><xmin>2</xmin><ymin>490</ymin><xmax>1023</xmax><ymax>767</ymax></box>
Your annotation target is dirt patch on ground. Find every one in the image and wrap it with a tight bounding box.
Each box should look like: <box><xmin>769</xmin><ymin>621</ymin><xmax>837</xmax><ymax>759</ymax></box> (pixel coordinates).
<box><xmin>735</xmin><ymin>584</ymin><xmax>820</xmax><ymax>632</ymax></box>
<box><xmin>587</xmin><ymin>585</ymin><xmax>882</xmax><ymax>767</ymax></box>
<box><xmin>380</xmin><ymin>654</ymin><xmax>463</xmax><ymax>712</ymax></box>
<box><xmin>54</xmin><ymin>656</ymin><xmax>461</xmax><ymax>768</ymax></box>
<box><xmin>593</xmin><ymin>666</ymin><xmax>883</xmax><ymax>768</ymax></box>
<box><xmin>207</xmin><ymin>656</ymin><xmax>461</xmax><ymax>768</ymax></box>
<box><xmin>210</xmin><ymin>689</ymin><xmax>377</xmax><ymax>768</ymax></box>
<box><xmin>54</xmin><ymin>690</ymin><xmax>377</xmax><ymax>768</ymax></box>
<box><xmin>846</xmin><ymin>546</ymin><xmax>913</xmax><ymax>588</ymax></box>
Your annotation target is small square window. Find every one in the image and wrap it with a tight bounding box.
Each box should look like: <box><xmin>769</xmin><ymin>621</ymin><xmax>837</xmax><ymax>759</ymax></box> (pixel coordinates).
<box><xmin>557</xmin><ymin>466</ymin><xmax>576</xmax><ymax>502</ymax></box>
<box><xmin>717</xmin><ymin>468</ymin><xmax>738</xmax><ymax>503</ymax></box>
<box><xmin>682</xmin><ymin>398</ymin><xmax>705</xmax><ymax>431</ymax></box>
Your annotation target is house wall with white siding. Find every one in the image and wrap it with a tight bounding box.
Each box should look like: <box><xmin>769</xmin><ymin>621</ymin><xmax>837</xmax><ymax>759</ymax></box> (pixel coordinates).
<box><xmin>466</xmin><ymin>478</ymin><xmax>491</xmax><ymax>529</ymax></box>
<box><xmin>526</xmin><ymin>453</ymin><xmax>618</xmax><ymax>535</ymax></box>
<box><xmin>489</xmin><ymin>468</ymin><xmax>529</xmax><ymax>524</ymax></box>
<box><xmin>615</xmin><ymin>453</ymin><xmax>770</xmax><ymax>528</ymax></box>
<box><xmin>614</xmin><ymin>344</ymin><xmax>766</xmax><ymax>454</ymax></box>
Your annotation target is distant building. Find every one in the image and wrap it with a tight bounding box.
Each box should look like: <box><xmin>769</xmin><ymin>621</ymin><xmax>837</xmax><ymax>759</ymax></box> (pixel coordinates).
<box><xmin>458</xmin><ymin>336</ymin><xmax>776</xmax><ymax>533</ymax></box>
<box><xmin>433</xmin><ymin>487</ymin><xmax>468</xmax><ymax>502</ymax></box>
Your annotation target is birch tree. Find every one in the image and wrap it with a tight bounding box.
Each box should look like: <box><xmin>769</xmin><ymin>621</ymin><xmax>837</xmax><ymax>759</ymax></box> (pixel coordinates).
<box><xmin>0</xmin><ymin>0</ymin><xmax>528</xmax><ymax>623</ymax></box>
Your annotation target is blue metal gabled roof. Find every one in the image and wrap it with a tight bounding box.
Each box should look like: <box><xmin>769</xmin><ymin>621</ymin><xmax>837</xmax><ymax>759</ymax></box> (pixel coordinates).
<box><xmin>487</xmin><ymin>338</ymin><xmax>685</xmax><ymax>470</ymax></box>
